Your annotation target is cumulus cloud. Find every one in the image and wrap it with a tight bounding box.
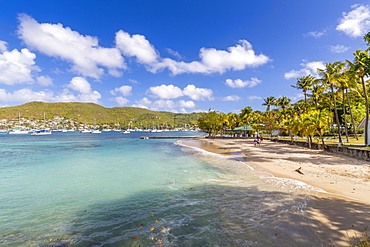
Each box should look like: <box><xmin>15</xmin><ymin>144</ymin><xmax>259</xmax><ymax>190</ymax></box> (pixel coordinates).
<box><xmin>17</xmin><ymin>14</ymin><xmax>126</xmax><ymax>79</ymax></box>
<box><xmin>64</xmin><ymin>76</ymin><xmax>101</xmax><ymax>103</ymax></box>
<box><xmin>336</xmin><ymin>4</ymin><xmax>370</xmax><ymax>38</ymax></box>
<box><xmin>0</xmin><ymin>88</ymin><xmax>54</xmax><ymax>102</ymax></box>
<box><xmin>115</xmin><ymin>30</ymin><xmax>159</xmax><ymax>64</ymax></box>
<box><xmin>222</xmin><ymin>95</ymin><xmax>241</xmax><ymax>101</ymax></box>
<box><xmin>328</xmin><ymin>45</ymin><xmax>350</xmax><ymax>53</ymax></box>
<box><xmin>36</xmin><ymin>76</ymin><xmax>53</xmax><ymax>86</ymax></box>
<box><xmin>225</xmin><ymin>77</ymin><xmax>261</xmax><ymax>88</ymax></box>
<box><xmin>0</xmin><ymin>43</ymin><xmax>40</xmax><ymax>85</ymax></box>
<box><xmin>182</xmin><ymin>84</ymin><xmax>213</xmax><ymax>101</ymax></box>
<box><xmin>150</xmin><ymin>40</ymin><xmax>271</xmax><ymax>75</ymax></box>
<box><xmin>178</xmin><ymin>100</ymin><xmax>196</xmax><ymax>108</ymax></box>
<box><xmin>284</xmin><ymin>60</ymin><xmax>325</xmax><ymax>79</ymax></box>
<box><xmin>132</xmin><ymin>97</ymin><xmax>196</xmax><ymax>112</ymax></box>
<box><xmin>147</xmin><ymin>84</ymin><xmax>213</xmax><ymax>101</ymax></box>
<box><xmin>110</xmin><ymin>85</ymin><xmax>132</xmax><ymax>96</ymax></box>
<box><xmin>113</xmin><ymin>96</ymin><xmax>130</xmax><ymax>106</ymax></box>
<box><xmin>148</xmin><ymin>84</ymin><xmax>183</xmax><ymax>99</ymax></box>
<box><xmin>0</xmin><ymin>41</ymin><xmax>7</xmax><ymax>52</ymax></box>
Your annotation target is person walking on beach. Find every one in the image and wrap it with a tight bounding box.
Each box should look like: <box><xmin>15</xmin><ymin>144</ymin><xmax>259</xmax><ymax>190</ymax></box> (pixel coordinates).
<box><xmin>253</xmin><ymin>138</ymin><xmax>260</xmax><ymax>147</ymax></box>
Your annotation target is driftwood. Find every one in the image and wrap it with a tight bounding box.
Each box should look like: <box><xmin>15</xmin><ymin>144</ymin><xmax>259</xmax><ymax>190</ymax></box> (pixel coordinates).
<box><xmin>295</xmin><ymin>167</ymin><xmax>304</xmax><ymax>175</ymax></box>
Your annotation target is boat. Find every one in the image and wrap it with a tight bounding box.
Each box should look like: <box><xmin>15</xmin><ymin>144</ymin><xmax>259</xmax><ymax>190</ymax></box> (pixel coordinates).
<box><xmin>80</xmin><ymin>129</ymin><xmax>92</xmax><ymax>133</ymax></box>
<box><xmin>8</xmin><ymin>129</ymin><xmax>29</xmax><ymax>134</ymax></box>
<box><xmin>91</xmin><ymin>129</ymin><xmax>101</xmax><ymax>134</ymax></box>
<box><xmin>31</xmin><ymin>130</ymin><xmax>52</xmax><ymax>135</ymax></box>
<box><xmin>121</xmin><ymin>130</ymin><xmax>130</xmax><ymax>134</ymax></box>
<box><xmin>150</xmin><ymin>129</ymin><xmax>162</xmax><ymax>133</ymax></box>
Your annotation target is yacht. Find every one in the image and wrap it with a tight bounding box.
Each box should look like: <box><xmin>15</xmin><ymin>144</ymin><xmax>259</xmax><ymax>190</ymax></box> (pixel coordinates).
<box><xmin>8</xmin><ymin>129</ymin><xmax>29</xmax><ymax>134</ymax></box>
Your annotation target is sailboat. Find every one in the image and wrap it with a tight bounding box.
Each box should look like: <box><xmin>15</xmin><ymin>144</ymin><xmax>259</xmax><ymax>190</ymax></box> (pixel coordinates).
<box><xmin>8</xmin><ymin>113</ymin><xmax>29</xmax><ymax>134</ymax></box>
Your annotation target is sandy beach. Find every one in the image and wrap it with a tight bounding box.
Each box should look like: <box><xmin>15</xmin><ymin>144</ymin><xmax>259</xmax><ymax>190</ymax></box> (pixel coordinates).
<box><xmin>182</xmin><ymin>137</ymin><xmax>370</xmax><ymax>246</ymax></box>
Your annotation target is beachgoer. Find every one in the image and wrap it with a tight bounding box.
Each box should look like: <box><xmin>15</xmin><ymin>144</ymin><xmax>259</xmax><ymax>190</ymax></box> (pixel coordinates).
<box><xmin>259</xmin><ymin>136</ymin><xmax>263</xmax><ymax>143</ymax></box>
<box><xmin>254</xmin><ymin>138</ymin><xmax>260</xmax><ymax>147</ymax></box>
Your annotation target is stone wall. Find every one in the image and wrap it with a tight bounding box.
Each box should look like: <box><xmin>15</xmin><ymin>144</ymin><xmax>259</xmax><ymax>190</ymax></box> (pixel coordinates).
<box><xmin>270</xmin><ymin>138</ymin><xmax>370</xmax><ymax>161</ymax></box>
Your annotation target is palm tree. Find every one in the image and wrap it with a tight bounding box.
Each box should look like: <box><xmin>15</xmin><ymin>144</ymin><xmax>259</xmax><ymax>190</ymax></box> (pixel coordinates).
<box><xmin>347</xmin><ymin>50</ymin><xmax>370</xmax><ymax>145</ymax></box>
<box><xmin>262</xmin><ymin>96</ymin><xmax>276</xmax><ymax>112</ymax></box>
<box><xmin>301</xmin><ymin>110</ymin><xmax>333</xmax><ymax>147</ymax></box>
<box><xmin>291</xmin><ymin>75</ymin><xmax>315</xmax><ymax>113</ymax></box>
<box><xmin>308</xmin><ymin>83</ymin><xmax>326</xmax><ymax>110</ymax></box>
<box><xmin>318</xmin><ymin>61</ymin><xmax>345</xmax><ymax>146</ymax></box>
<box><xmin>276</xmin><ymin>96</ymin><xmax>291</xmax><ymax>111</ymax></box>
<box><xmin>240</xmin><ymin>106</ymin><xmax>253</xmax><ymax>137</ymax></box>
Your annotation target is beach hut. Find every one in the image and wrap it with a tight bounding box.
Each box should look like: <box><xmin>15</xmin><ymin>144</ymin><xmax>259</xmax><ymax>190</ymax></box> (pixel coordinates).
<box><xmin>227</xmin><ymin>124</ymin><xmax>253</xmax><ymax>137</ymax></box>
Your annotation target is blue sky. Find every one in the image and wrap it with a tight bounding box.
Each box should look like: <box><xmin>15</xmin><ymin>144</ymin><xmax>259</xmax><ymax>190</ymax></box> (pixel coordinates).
<box><xmin>0</xmin><ymin>1</ymin><xmax>369</xmax><ymax>113</ymax></box>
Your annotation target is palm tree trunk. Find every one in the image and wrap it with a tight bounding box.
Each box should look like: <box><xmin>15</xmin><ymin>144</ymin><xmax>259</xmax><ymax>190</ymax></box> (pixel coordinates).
<box><xmin>345</xmin><ymin>89</ymin><xmax>358</xmax><ymax>140</ymax></box>
<box><xmin>361</xmin><ymin>76</ymin><xmax>369</xmax><ymax>146</ymax></box>
<box><xmin>330</xmin><ymin>85</ymin><xmax>343</xmax><ymax>145</ymax></box>
<box><xmin>342</xmin><ymin>92</ymin><xmax>349</xmax><ymax>142</ymax></box>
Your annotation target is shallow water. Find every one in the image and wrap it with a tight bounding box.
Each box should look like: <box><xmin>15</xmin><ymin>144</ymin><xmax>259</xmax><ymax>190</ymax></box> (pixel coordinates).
<box><xmin>0</xmin><ymin>132</ymin><xmax>326</xmax><ymax>246</ymax></box>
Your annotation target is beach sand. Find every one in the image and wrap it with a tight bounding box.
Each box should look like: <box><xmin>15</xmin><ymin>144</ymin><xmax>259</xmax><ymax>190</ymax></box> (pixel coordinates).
<box><xmin>182</xmin><ymin>137</ymin><xmax>370</xmax><ymax>246</ymax></box>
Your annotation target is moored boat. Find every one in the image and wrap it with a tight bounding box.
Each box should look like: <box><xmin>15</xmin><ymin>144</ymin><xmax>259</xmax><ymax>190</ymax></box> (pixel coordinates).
<box><xmin>7</xmin><ymin>129</ymin><xmax>29</xmax><ymax>134</ymax></box>
<box><xmin>31</xmin><ymin>130</ymin><xmax>52</xmax><ymax>135</ymax></box>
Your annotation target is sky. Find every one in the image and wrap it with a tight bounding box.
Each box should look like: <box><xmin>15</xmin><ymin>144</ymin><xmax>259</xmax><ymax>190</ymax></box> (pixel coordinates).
<box><xmin>0</xmin><ymin>1</ymin><xmax>370</xmax><ymax>113</ymax></box>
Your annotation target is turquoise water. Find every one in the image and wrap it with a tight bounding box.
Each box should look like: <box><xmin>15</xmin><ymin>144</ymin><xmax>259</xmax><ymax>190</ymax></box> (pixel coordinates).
<box><xmin>0</xmin><ymin>132</ymin><xmax>324</xmax><ymax>246</ymax></box>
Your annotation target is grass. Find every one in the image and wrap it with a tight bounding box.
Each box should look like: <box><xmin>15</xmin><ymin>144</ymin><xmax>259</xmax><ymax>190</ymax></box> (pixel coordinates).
<box><xmin>278</xmin><ymin>135</ymin><xmax>368</xmax><ymax>148</ymax></box>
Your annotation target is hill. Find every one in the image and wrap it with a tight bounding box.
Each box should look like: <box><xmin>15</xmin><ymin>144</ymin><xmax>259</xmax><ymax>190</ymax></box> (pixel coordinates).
<box><xmin>0</xmin><ymin>102</ymin><xmax>201</xmax><ymax>128</ymax></box>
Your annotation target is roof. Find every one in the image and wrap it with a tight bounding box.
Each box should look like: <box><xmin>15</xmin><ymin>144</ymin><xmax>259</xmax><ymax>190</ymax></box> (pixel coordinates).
<box><xmin>229</xmin><ymin>125</ymin><xmax>253</xmax><ymax>131</ymax></box>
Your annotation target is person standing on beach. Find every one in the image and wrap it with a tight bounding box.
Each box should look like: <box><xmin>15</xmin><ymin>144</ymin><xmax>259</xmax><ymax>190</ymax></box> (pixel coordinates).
<box><xmin>254</xmin><ymin>138</ymin><xmax>260</xmax><ymax>147</ymax></box>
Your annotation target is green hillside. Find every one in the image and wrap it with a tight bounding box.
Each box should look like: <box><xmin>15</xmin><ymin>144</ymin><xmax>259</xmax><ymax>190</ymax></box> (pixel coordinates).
<box><xmin>0</xmin><ymin>102</ymin><xmax>200</xmax><ymax>128</ymax></box>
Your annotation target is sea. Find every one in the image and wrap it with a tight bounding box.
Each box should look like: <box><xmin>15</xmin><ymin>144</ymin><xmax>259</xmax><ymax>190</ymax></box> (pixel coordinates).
<box><xmin>0</xmin><ymin>131</ymin><xmax>327</xmax><ymax>247</ymax></box>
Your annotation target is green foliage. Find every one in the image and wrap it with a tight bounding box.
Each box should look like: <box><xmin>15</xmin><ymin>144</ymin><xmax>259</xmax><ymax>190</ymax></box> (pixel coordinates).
<box><xmin>0</xmin><ymin>102</ymin><xmax>201</xmax><ymax>128</ymax></box>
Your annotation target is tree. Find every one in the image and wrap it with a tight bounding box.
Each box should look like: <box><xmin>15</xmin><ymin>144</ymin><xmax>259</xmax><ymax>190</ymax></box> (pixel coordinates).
<box><xmin>348</xmin><ymin>50</ymin><xmax>370</xmax><ymax>145</ymax></box>
<box><xmin>318</xmin><ymin>61</ymin><xmax>345</xmax><ymax>146</ymax></box>
<box><xmin>292</xmin><ymin>75</ymin><xmax>315</xmax><ymax>113</ymax></box>
<box><xmin>262</xmin><ymin>96</ymin><xmax>276</xmax><ymax>112</ymax></box>
<box><xmin>276</xmin><ymin>96</ymin><xmax>291</xmax><ymax>111</ymax></box>
<box><xmin>240</xmin><ymin>106</ymin><xmax>253</xmax><ymax>137</ymax></box>
<box><xmin>197</xmin><ymin>111</ymin><xmax>220</xmax><ymax>136</ymax></box>
<box><xmin>302</xmin><ymin>110</ymin><xmax>333</xmax><ymax>146</ymax></box>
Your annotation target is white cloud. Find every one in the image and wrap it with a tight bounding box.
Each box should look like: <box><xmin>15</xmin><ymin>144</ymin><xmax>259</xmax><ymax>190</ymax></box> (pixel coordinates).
<box><xmin>178</xmin><ymin>100</ymin><xmax>196</xmax><ymax>108</ymax></box>
<box><xmin>150</xmin><ymin>40</ymin><xmax>271</xmax><ymax>75</ymax></box>
<box><xmin>222</xmin><ymin>95</ymin><xmax>241</xmax><ymax>101</ymax></box>
<box><xmin>17</xmin><ymin>14</ymin><xmax>126</xmax><ymax>79</ymax></box>
<box><xmin>113</xmin><ymin>96</ymin><xmax>130</xmax><ymax>106</ymax></box>
<box><xmin>0</xmin><ymin>88</ymin><xmax>54</xmax><ymax>102</ymax></box>
<box><xmin>36</xmin><ymin>76</ymin><xmax>53</xmax><ymax>86</ymax></box>
<box><xmin>166</xmin><ymin>48</ymin><xmax>183</xmax><ymax>60</ymax></box>
<box><xmin>132</xmin><ymin>97</ymin><xmax>196</xmax><ymax>112</ymax></box>
<box><xmin>0</xmin><ymin>45</ymin><xmax>40</xmax><ymax>85</ymax></box>
<box><xmin>336</xmin><ymin>4</ymin><xmax>370</xmax><ymax>38</ymax></box>
<box><xmin>183</xmin><ymin>84</ymin><xmax>213</xmax><ymax>101</ymax></box>
<box><xmin>67</xmin><ymin>77</ymin><xmax>92</xmax><ymax>94</ymax></box>
<box><xmin>247</xmin><ymin>95</ymin><xmax>262</xmax><ymax>100</ymax></box>
<box><xmin>304</xmin><ymin>30</ymin><xmax>327</xmax><ymax>38</ymax></box>
<box><xmin>110</xmin><ymin>85</ymin><xmax>132</xmax><ymax>96</ymax></box>
<box><xmin>225</xmin><ymin>77</ymin><xmax>261</xmax><ymax>88</ymax></box>
<box><xmin>0</xmin><ymin>41</ymin><xmax>7</xmax><ymax>52</ymax></box>
<box><xmin>128</xmin><ymin>79</ymin><xmax>139</xmax><ymax>84</ymax></box>
<box><xmin>148</xmin><ymin>84</ymin><xmax>183</xmax><ymax>99</ymax></box>
<box><xmin>132</xmin><ymin>97</ymin><xmax>152</xmax><ymax>109</ymax></box>
<box><xmin>328</xmin><ymin>45</ymin><xmax>350</xmax><ymax>53</ymax></box>
<box><xmin>115</xmin><ymin>30</ymin><xmax>159</xmax><ymax>64</ymax></box>
<box><xmin>284</xmin><ymin>60</ymin><xmax>325</xmax><ymax>79</ymax></box>
<box><xmin>292</xmin><ymin>93</ymin><xmax>304</xmax><ymax>101</ymax></box>
<box><xmin>64</xmin><ymin>76</ymin><xmax>101</xmax><ymax>103</ymax></box>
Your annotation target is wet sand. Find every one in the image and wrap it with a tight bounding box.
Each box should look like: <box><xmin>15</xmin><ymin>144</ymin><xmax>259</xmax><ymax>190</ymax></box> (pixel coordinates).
<box><xmin>182</xmin><ymin>137</ymin><xmax>370</xmax><ymax>246</ymax></box>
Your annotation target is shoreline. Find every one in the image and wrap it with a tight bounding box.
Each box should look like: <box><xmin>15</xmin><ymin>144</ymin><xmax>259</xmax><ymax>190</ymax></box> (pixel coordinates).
<box><xmin>181</xmin><ymin>137</ymin><xmax>370</xmax><ymax>246</ymax></box>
